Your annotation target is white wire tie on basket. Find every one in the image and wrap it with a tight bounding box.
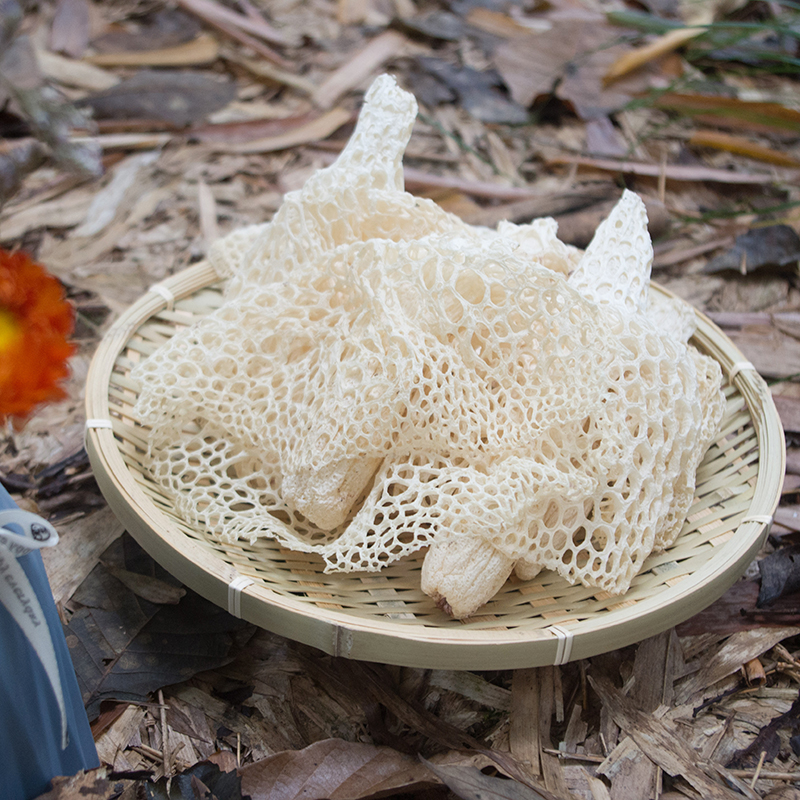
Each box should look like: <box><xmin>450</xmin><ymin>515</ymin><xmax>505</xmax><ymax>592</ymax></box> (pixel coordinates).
<box><xmin>84</xmin><ymin>419</ymin><xmax>114</xmax><ymax>448</ymax></box>
<box><xmin>85</xmin><ymin>419</ymin><xmax>113</xmax><ymax>431</ymax></box>
<box><xmin>227</xmin><ymin>575</ymin><xmax>253</xmax><ymax>619</ymax></box>
<box><xmin>148</xmin><ymin>283</ymin><xmax>175</xmax><ymax>312</ymax></box>
<box><xmin>728</xmin><ymin>361</ymin><xmax>756</xmax><ymax>381</ymax></box>
<box><xmin>743</xmin><ymin>514</ymin><xmax>774</xmax><ymax>549</ymax></box>
<box><xmin>743</xmin><ymin>514</ymin><xmax>773</xmax><ymax>526</ymax></box>
<box><xmin>548</xmin><ymin>624</ymin><xmax>574</xmax><ymax>666</ymax></box>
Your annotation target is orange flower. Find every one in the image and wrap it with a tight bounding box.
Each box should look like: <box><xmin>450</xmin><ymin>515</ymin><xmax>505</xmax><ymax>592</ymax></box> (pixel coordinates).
<box><xmin>0</xmin><ymin>249</ymin><xmax>76</xmax><ymax>426</ymax></box>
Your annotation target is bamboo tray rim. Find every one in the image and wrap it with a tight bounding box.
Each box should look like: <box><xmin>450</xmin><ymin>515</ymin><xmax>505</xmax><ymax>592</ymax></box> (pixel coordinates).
<box><xmin>85</xmin><ymin>261</ymin><xmax>786</xmax><ymax>669</ymax></box>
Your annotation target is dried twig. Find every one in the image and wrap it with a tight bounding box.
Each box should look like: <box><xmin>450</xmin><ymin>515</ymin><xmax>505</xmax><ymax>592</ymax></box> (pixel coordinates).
<box><xmin>175</xmin><ymin>0</ymin><xmax>289</xmax><ymax>67</ymax></box>
<box><xmin>548</xmin><ymin>154</ymin><xmax>795</xmax><ymax>185</ymax></box>
<box><xmin>158</xmin><ymin>690</ymin><xmax>170</xmax><ymax>776</ymax></box>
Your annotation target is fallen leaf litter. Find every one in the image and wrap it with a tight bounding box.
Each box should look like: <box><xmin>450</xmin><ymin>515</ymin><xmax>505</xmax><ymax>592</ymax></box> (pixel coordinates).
<box><xmin>2</xmin><ymin>0</ymin><xmax>800</xmax><ymax>795</ymax></box>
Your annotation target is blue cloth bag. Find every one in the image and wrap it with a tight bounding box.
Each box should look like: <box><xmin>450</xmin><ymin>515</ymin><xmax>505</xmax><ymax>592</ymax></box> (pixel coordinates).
<box><xmin>0</xmin><ymin>483</ymin><xmax>99</xmax><ymax>799</ymax></box>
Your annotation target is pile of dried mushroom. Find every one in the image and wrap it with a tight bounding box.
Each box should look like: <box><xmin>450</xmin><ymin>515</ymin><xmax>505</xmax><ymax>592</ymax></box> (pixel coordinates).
<box><xmin>133</xmin><ymin>75</ymin><xmax>725</xmax><ymax>618</ymax></box>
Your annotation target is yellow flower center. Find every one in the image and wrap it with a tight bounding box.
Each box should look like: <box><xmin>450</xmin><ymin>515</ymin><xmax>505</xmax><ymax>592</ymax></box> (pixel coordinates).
<box><xmin>0</xmin><ymin>307</ymin><xmax>22</xmax><ymax>352</ymax></box>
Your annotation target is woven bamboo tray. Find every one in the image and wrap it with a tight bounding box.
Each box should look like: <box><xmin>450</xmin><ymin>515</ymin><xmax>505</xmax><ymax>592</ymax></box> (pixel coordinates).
<box><xmin>85</xmin><ymin>261</ymin><xmax>785</xmax><ymax>670</ymax></box>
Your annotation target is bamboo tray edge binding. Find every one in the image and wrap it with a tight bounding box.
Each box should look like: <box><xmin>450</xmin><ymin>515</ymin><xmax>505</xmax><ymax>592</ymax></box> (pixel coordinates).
<box><xmin>85</xmin><ymin>261</ymin><xmax>785</xmax><ymax>670</ymax></box>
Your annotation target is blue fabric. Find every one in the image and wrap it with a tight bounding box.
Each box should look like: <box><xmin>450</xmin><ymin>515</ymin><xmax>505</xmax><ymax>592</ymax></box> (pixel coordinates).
<box><xmin>0</xmin><ymin>484</ymin><xmax>99</xmax><ymax>799</ymax></box>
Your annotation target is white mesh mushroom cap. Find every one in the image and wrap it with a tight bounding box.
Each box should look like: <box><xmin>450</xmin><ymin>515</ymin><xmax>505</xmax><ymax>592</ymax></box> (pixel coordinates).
<box><xmin>133</xmin><ymin>74</ymin><xmax>724</xmax><ymax>599</ymax></box>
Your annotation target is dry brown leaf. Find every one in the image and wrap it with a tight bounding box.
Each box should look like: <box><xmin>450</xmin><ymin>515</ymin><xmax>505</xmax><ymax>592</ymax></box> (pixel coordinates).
<box><xmin>36</xmin><ymin>49</ymin><xmax>119</xmax><ymax>91</ymax></box>
<box><xmin>493</xmin><ymin>31</ymin><xmax>566</xmax><ymax>109</ymax></box>
<box><xmin>589</xmin><ymin>672</ymin><xmax>742</xmax><ymax>800</ymax></box>
<box><xmin>103</xmin><ymin>564</ymin><xmax>187</xmax><ymax>605</ymax></box>
<box><xmin>764</xmin><ymin>788</ymin><xmax>800</xmax><ymax>800</ymax></box>
<box><xmin>582</xmin><ymin>768</ymin><xmax>613</xmax><ymax>800</ymax></box>
<box><xmin>147</xmin><ymin>761</ymin><xmax>248</xmax><ymax>799</ymax></box>
<box><xmin>675</xmin><ymin>580</ymin><xmax>800</xmax><ymax>636</ymax></box>
<box><xmin>418</xmin><ymin>189</ymin><xmax>483</xmax><ymax>220</ymax></box>
<box><xmin>603</xmin><ymin>26</ymin><xmax>704</xmax><ymax>84</ymax></box>
<box><xmin>548</xmin><ymin>154</ymin><xmax>791</xmax><ymax>184</ymax></box>
<box><xmin>93</xmin><ymin>704</ymin><xmax>148</xmax><ymax>772</ymax></box>
<box><xmin>675</xmin><ymin>627</ymin><xmax>800</xmax><ymax>704</ymax></box>
<box><xmin>689</xmin><ymin>130</ymin><xmax>800</xmax><ymax>168</ymax></box>
<box><xmin>72</xmin><ymin>150</ymin><xmax>159</xmax><ymax>238</ymax></box>
<box><xmin>234</xmin><ymin>55</ymin><xmax>316</xmax><ymax>96</ymax></box>
<box><xmin>171</xmin><ymin>684</ymin><xmax>298</xmax><ymax>761</ymax></box>
<box><xmin>653</xmin><ymin>236</ymin><xmax>734</xmax><ymax>268</ymax></box>
<box><xmin>558</xmin><ymin>44</ymin><xmax>654</xmax><ymax>122</ymax></box>
<box><xmin>1</xmin><ymin>31</ymin><xmax>43</xmax><ymax>91</ymax></box>
<box><xmin>726</xmin><ymin>326</ymin><xmax>800</xmax><ymax>379</ymax></box>
<box><xmin>80</xmin><ymin>71</ymin><xmax>237</xmax><ymax>127</ymax></box>
<box><xmin>429</xmin><ymin>669</ymin><xmax>511</xmax><ymax>711</ymax></box>
<box><xmin>585</xmin><ymin>116</ymin><xmax>628</xmax><ymax>157</ymax></box>
<box><xmin>422</xmin><ymin>757</ymin><xmax>552</xmax><ymax>800</ymax></box>
<box><xmin>403</xmin><ymin>166</ymin><xmax>549</xmax><ymax>200</ymax></box>
<box><xmin>73</xmin><ymin>132</ymin><xmax>174</xmax><ymax>151</ymax></box>
<box><xmin>727</xmin><ymin>692</ymin><xmax>800</xmax><ymax>770</ymax></box>
<box><xmin>453</xmin><ymin>185</ymin><xmax>615</xmax><ymax>228</ymax></box>
<box><xmin>783</xmin><ymin>473</ymin><xmax>800</xmax><ymax>494</ymax></box>
<box><xmin>40</xmin><ymin>507</ymin><xmax>124</xmax><ymax>606</ymax></box>
<box><xmin>337</xmin><ymin>0</ymin><xmax>372</xmax><ymax>26</ymax></box>
<box><xmin>756</xmin><ymin>547</ymin><xmax>800</xmax><ymax>610</ymax></box>
<box><xmin>772</xmin><ymin>395</ymin><xmax>800</xmax><ymax>434</ymax></box>
<box><xmin>0</xmin><ymin>139</ymin><xmax>45</xmax><ymax>211</ymax></box>
<box><xmin>89</xmin><ymin>8</ymin><xmax>201</xmax><ymax>52</ymax></box>
<box><xmin>239</xmin><ymin>739</ymin><xmax>438</xmax><ymax>800</ymax></box>
<box><xmin>49</xmin><ymin>0</ymin><xmax>90</xmax><ymax>59</ymax></box>
<box><xmin>416</xmin><ymin>58</ymin><xmax>528</xmax><ymax>124</ymax></box>
<box><xmin>67</xmin><ymin>544</ymin><xmax>249</xmax><ymax>719</ymax></box>
<box><xmin>0</xmin><ymin>184</ymin><xmax>94</xmax><ymax>241</ymax></box>
<box><xmin>175</xmin><ymin>0</ymin><xmax>288</xmax><ymax>67</ymax></box>
<box><xmin>509</xmin><ymin>669</ymin><xmax>541</xmax><ymax>777</ymax></box>
<box><xmin>787</xmin><ymin>447</ymin><xmax>800</xmax><ymax>476</ymax></box>
<box><xmin>652</xmin><ymin>93</ymin><xmax>800</xmax><ymax>136</ymax></box>
<box><xmin>704</xmin><ymin>225</ymin><xmax>800</xmax><ymax>274</ymax></box>
<box><xmin>494</xmin><ymin>18</ymin><xmax>654</xmax><ymax>119</ymax></box>
<box><xmin>85</xmin><ymin>33</ymin><xmax>220</xmax><ymax>68</ymax></box>
<box><xmin>192</xmin><ymin>112</ymin><xmax>328</xmax><ymax>145</ymax></box>
<box><xmin>225</xmin><ymin>107</ymin><xmax>352</xmax><ymax>153</ymax></box>
<box><xmin>311</xmin><ymin>30</ymin><xmax>408</xmax><ymax>110</ymax></box>
<box><xmin>774</xmin><ymin>506</ymin><xmax>800</xmax><ymax>532</ymax></box>
<box><xmin>396</xmin><ymin>10</ymin><xmax>465</xmax><ymax>42</ymax></box>
<box><xmin>175</xmin><ymin>0</ymin><xmax>286</xmax><ymax>45</ymax></box>
<box><xmin>466</xmin><ymin>8</ymin><xmax>543</xmax><ymax>39</ymax></box>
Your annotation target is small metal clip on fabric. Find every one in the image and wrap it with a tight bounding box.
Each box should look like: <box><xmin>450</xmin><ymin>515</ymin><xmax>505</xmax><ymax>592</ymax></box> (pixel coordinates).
<box><xmin>548</xmin><ymin>624</ymin><xmax>574</xmax><ymax>665</ymax></box>
<box><xmin>227</xmin><ymin>575</ymin><xmax>254</xmax><ymax>618</ymax></box>
<box><xmin>148</xmin><ymin>283</ymin><xmax>176</xmax><ymax>312</ymax></box>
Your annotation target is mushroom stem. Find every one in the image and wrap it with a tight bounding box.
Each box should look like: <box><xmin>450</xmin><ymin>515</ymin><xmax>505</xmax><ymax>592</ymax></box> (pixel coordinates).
<box><xmin>282</xmin><ymin>456</ymin><xmax>382</xmax><ymax>530</ymax></box>
<box><xmin>421</xmin><ymin>534</ymin><xmax>516</xmax><ymax>619</ymax></box>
